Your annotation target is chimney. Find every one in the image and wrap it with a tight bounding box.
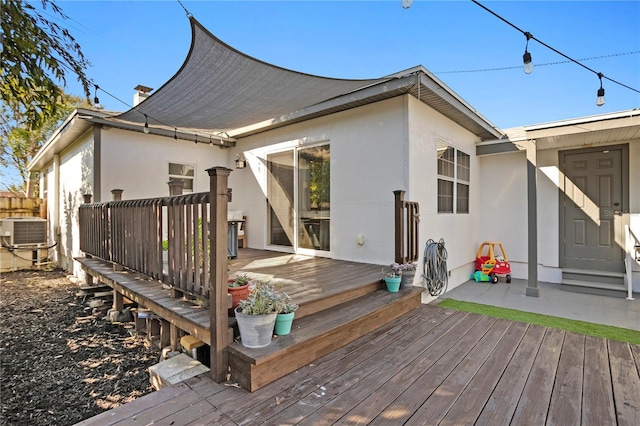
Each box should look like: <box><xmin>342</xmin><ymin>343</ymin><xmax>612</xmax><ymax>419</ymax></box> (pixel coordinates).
<box><xmin>133</xmin><ymin>84</ymin><xmax>153</xmax><ymax>106</ymax></box>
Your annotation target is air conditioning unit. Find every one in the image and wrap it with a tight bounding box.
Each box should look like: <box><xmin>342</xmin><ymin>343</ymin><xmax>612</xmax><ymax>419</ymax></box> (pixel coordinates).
<box><xmin>0</xmin><ymin>217</ymin><xmax>48</xmax><ymax>247</ymax></box>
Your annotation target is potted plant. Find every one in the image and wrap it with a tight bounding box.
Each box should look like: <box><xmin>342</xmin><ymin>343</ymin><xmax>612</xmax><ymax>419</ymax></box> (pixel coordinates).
<box><xmin>228</xmin><ymin>273</ymin><xmax>251</xmax><ymax>314</ymax></box>
<box><xmin>235</xmin><ymin>281</ymin><xmax>283</xmax><ymax>348</ymax></box>
<box><xmin>383</xmin><ymin>269</ymin><xmax>402</xmax><ymax>293</ymax></box>
<box><xmin>274</xmin><ymin>293</ymin><xmax>298</xmax><ymax>336</ymax></box>
<box><xmin>391</xmin><ymin>262</ymin><xmax>417</xmax><ymax>289</ymax></box>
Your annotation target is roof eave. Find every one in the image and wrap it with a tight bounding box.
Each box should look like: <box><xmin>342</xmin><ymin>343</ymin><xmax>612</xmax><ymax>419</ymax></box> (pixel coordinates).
<box><xmin>28</xmin><ymin>109</ymin><xmax>100</xmax><ymax>172</ymax></box>
<box><xmin>231</xmin><ymin>70</ymin><xmax>504</xmax><ymax>141</ymax></box>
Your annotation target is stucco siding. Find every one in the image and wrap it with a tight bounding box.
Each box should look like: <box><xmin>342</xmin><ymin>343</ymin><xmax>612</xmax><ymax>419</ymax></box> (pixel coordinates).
<box><xmin>406</xmin><ymin>95</ymin><xmax>485</xmax><ymax>291</ymax></box>
<box><xmin>57</xmin><ymin>131</ymin><xmax>94</xmax><ymax>273</ymax></box>
<box><xmin>478</xmin><ymin>139</ymin><xmax>639</xmax><ymax>285</ymax></box>
<box><xmin>228</xmin><ymin>97</ymin><xmax>407</xmax><ymax>265</ymax></box>
<box><xmin>99</xmin><ymin>128</ymin><xmax>228</xmax><ymax>200</ymax></box>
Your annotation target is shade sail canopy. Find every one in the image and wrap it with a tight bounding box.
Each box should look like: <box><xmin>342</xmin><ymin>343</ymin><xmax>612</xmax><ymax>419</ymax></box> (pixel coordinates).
<box><xmin>117</xmin><ymin>17</ymin><xmax>387</xmax><ymax>131</ymax></box>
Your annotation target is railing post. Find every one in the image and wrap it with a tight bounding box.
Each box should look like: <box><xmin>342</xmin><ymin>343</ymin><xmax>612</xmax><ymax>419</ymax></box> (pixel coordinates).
<box><xmin>111</xmin><ymin>189</ymin><xmax>123</xmax><ymax>201</ymax></box>
<box><xmin>394</xmin><ymin>190</ymin><xmax>406</xmax><ymax>264</ymax></box>
<box><xmin>207</xmin><ymin>166</ymin><xmax>232</xmax><ymax>383</ymax></box>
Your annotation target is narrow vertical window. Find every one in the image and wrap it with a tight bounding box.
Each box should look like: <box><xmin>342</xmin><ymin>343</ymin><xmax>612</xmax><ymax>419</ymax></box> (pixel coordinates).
<box><xmin>437</xmin><ymin>142</ymin><xmax>470</xmax><ymax>214</ymax></box>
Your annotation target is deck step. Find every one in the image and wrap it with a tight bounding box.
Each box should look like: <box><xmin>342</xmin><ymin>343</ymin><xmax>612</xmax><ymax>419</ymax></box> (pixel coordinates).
<box><xmin>228</xmin><ymin>286</ymin><xmax>424</xmax><ymax>391</ymax></box>
<box><xmin>560</xmin><ymin>268</ymin><xmax>627</xmax><ymax>298</ymax></box>
<box><xmin>560</xmin><ymin>278</ymin><xmax>628</xmax><ymax>298</ymax></box>
<box><xmin>562</xmin><ymin>268</ymin><xmax>624</xmax><ymax>285</ymax></box>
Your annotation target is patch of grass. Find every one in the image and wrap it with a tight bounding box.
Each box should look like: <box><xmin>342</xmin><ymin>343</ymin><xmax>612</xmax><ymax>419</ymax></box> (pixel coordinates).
<box><xmin>438</xmin><ymin>299</ymin><xmax>640</xmax><ymax>344</ymax></box>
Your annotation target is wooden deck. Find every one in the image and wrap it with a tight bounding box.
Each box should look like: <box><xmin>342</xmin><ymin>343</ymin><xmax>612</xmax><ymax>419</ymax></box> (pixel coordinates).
<box><xmin>76</xmin><ymin>303</ymin><xmax>640</xmax><ymax>425</ymax></box>
<box><xmin>77</xmin><ymin>248</ymin><xmax>388</xmax><ymax>344</ymax></box>
<box><xmin>77</xmin><ymin>249</ymin><xmax>424</xmax><ymax>390</ymax></box>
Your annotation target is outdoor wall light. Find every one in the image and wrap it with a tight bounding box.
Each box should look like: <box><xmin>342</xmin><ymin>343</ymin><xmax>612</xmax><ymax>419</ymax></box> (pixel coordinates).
<box><xmin>596</xmin><ymin>73</ymin><xmax>606</xmax><ymax>106</ymax></box>
<box><xmin>523</xmin><ymin>32</ymin><xmax>534</xmax><ymax>74</ymax></box>
<box><xmin>235</xmin><ymin>154</ymin><xmax>247</xmax><ymax>169</ymax></box>
<box><xmin>143</xmin><ymin>114</ymin><xmax>150</xmax><ymax>134</ymax></box>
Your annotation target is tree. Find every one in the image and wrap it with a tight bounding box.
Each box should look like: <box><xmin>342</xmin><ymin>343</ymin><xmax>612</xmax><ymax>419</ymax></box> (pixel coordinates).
<box><xmin>1</xmin><ymin>0</ymin><xmax>93</xmax><ymax>130</ymax></box>
<box><xmin>0</xmin><ymin>91</ymin><xmax>88</xmax><ymax>196</ymax></box>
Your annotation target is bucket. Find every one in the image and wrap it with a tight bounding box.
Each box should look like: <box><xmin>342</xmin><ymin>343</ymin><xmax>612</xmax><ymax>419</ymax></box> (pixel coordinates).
<box><xmin>234</xmin><ymin>308</ymin><xmax>277</xmax><ymax>348</ymax></box>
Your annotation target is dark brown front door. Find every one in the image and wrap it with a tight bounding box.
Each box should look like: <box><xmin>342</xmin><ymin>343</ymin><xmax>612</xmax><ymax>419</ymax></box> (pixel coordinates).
<box><xmin>561</xmin><ymin>147</ymin><xmax>624</xmax><ymax>273</ymax></box>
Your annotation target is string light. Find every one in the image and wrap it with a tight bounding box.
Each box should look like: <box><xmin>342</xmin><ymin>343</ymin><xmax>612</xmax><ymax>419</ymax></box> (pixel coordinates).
<box><xmin>434</xmin><ymin>51</ymin><xmax>640</xmax><ymax>74</ymax></box>
<box><xmin>596</xmin><ymin>73</ymin><xmax>606</xmax><ymax>106</ymax></box>
<box><xmin>92</xmin><ymin>84</ymin><xmax>234</xmax><ymax>147</ymax></box>
<box><xmin>194</xmin><ymin>134</ymin><xmax>198</xmax><ymax>144</ymax></box>
<box><xmin>471</xmin><ymin>0</ymin><xmax>640</xmax><ymax>103</ymax></box>
<box><xmin>93</xmin><ymin>84</ymin><xmax>100</xmax><ymax>105</ymax></box>
<box><xmin>523</xmin><ymin>32</ymin><xmax>534</xmax><ymax>74</ymax></box>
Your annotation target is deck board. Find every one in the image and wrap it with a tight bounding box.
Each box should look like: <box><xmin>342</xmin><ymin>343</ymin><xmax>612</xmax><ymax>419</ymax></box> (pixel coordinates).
<box><xmin>548</xmin><ymin>332</ymin><xmax>585</xmax><ymax>425</ymax></box>
<box><xmin>609</xmin><ymin>339</ymin><xmax>640</xmax><ymax>426</ymax></box>
<box><xmin>511</xmin><ymin>327</ymin><xmax>565</xmax><ymax>425</ymax></box>
<box><xmin>438</xmin><ymin>320</ymin><xmax>529</xmax><ymax>426</ymax></box>
<box><xmin>582</xmin><ymin>335</ymin><xmax>616</xmax><ymax>426</ymax></box>
<box><xmin>74</xmin><ymin>304</ymin><xmax>640</xmax><ymax>426</ymax></box>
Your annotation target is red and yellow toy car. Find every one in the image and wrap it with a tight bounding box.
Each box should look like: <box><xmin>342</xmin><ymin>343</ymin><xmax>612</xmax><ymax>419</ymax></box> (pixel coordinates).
<box><xmin>473</xmin><ymin>241</ymin><xmax>512</xmax><ymax>284</ymax></box>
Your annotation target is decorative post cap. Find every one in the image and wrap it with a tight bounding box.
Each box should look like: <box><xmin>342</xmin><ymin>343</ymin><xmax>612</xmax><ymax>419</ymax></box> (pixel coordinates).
<box><xmin>111</xmin><ymin>189</ymin><xmax>123</xmax><ymax>201</ymax></box>
<box><xmin>206</xmin><ymin>166</ymin><xmax>232</xmax><ymax>176</ymax></box>
<box><xmin>167</xmin><ymin>179</ymin><xmax>184</xmax><ymax>196</ymax></box>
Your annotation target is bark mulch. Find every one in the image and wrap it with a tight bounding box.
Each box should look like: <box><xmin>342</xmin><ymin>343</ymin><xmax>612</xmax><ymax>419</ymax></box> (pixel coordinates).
<box><xmin>1</xmin><ymin>269</ymin><xmax>160</xmax><ymax>426</ymax></box>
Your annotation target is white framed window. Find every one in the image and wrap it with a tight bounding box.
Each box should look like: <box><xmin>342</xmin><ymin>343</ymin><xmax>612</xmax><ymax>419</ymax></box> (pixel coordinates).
<box><xmin>437</xmin><ymin>141</ymin><xmax>470</xmax><ymax>214</ymax></box>
<box><xmin>168</xmin><ymin>162</ymin><xmax>195</xmax><ymax>192</ymax></box>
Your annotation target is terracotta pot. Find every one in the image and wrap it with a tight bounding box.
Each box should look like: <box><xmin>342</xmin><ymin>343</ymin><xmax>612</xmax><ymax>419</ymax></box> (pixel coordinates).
<box><xmin>228</xmin><ymin>279</ymin><xmax>250</xmax><ymax>313</ymax></box>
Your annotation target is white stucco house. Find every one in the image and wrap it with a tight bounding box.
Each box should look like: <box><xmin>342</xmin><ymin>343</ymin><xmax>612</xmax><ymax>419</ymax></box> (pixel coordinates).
<box><xmin>27</xmin><ymin>17</ymin><xmax>640</xmax><ymax>299</ymax></box>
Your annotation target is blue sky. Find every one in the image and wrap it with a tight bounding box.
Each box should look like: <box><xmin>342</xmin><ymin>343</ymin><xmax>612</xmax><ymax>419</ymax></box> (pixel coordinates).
<box><xmin>50</xmin><ymin>0</ymin><xmax>639</xmax><ymax>131</ymax></box>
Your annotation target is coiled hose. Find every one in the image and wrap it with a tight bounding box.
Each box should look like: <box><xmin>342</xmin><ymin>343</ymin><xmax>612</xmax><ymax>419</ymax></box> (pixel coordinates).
<box><xmin>422</xmin><ymin>238</ymin><xmax>448</xmax><ymax>296</ymax></box>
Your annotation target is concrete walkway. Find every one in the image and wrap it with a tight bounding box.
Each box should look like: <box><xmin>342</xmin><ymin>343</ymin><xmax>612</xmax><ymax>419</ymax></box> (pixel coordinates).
<box><xmin>437</xmin><ymin>278</ymin><xmax>640</xmax><ymax>331</ymax></box>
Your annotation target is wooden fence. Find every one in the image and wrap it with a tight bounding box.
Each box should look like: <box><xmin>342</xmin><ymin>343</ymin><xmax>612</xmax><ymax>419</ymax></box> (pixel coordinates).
<box><xmin>0</xmin><ymin>196</ymin><xmax>45</xmax><ymax>219</ymax></box>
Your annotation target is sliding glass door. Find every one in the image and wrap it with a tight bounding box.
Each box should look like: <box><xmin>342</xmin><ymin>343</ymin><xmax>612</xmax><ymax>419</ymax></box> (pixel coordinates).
<box><xmin>266</xmin><ymin>144</ymin><xmax>330</xmax><ymax>254</ymax></box>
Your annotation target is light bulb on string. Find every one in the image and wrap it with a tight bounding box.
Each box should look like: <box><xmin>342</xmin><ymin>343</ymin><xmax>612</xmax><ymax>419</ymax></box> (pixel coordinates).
<box><xmin>93</xmin><ymin>84</ymin><xmax>100</xmax><ymax>104</ymax></box>
<box><xmin>143</xmin><ymin>114</ymin><xmax>150</xmax><ymax>134</ymax></box>
<box><xmin>174</xmin><ymin>128</ymin><xmax>178</xmax><ymax>141</ymax></box>
<box><xmin>596</xmin><ymin>73</ymin><xmax>606</xmax><ymax>106</ymax></box>
<box><xmin>523</xmin><ymin>32</ymin><xmax>534</xmax><ymax>74</ymax></box>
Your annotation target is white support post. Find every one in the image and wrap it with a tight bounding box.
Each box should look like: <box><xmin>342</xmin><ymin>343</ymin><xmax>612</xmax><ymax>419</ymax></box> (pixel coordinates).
<box><xmin>625</xmin><ymin>225</ymin><xmax>635</xmax><ymax>300</ymax></box>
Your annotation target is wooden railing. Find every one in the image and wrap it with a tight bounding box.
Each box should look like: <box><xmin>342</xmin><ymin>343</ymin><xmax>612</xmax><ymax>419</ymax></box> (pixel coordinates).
<box><xmin>79</xmin><ymin>193</ymin><xmax>211</xmax><ymax>298</ymax></box>
<box><xmin>394</xmin><ymin>190</ymin><xmax>420</xmax><ymax>264</ymax></box>
<box><xmin>79</xmin><ymin>167</ymin><xmax>231</xmax><ymax>382</ymax></box>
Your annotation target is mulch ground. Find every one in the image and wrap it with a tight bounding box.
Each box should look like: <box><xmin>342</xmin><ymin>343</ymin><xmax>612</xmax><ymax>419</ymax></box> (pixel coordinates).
<box><xmin>0</xmin><ymin>269</ymin><xmax>160</xmax><ymax>426</ymax></box>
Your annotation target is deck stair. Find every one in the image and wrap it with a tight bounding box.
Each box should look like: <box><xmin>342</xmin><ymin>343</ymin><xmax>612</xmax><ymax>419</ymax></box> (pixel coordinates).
<box><xmin>561</xmin><ymin>268</ymin><xmax>626</xmax><ymax>298</ymax></box>
<box><xmin>228</xmin><ymin>285</ymin><xmax>424</xmax><ymax>391</ymax></box>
